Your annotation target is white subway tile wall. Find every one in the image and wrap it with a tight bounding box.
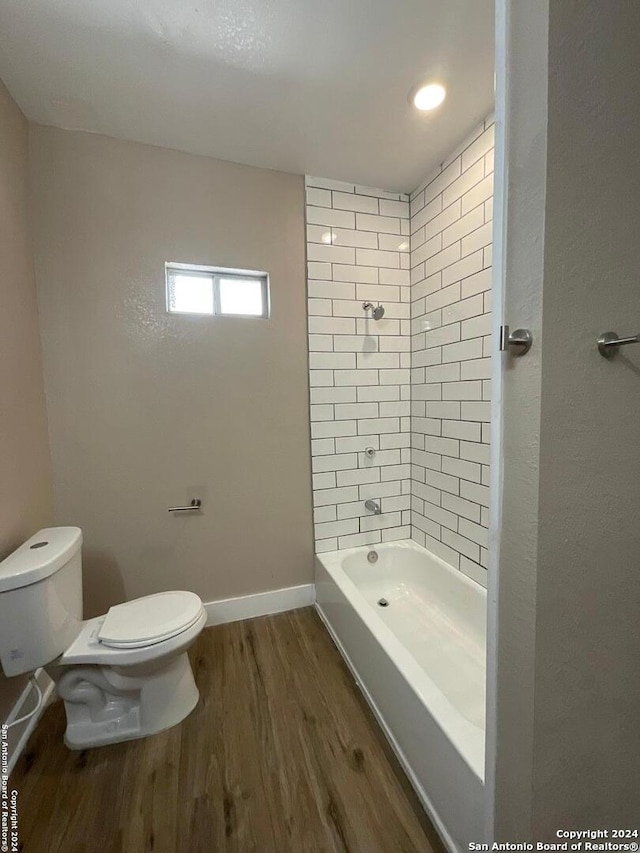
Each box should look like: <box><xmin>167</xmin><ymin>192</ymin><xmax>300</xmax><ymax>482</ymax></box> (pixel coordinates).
<box><xmin>305</xmin><ymin>176</ymin><xmax>411</xmax><ymax>551</ymax></box>
<box><xmin>409</xmin><ymin>116</ymin><xmax>494</xmax><ymax>586</ymax></box>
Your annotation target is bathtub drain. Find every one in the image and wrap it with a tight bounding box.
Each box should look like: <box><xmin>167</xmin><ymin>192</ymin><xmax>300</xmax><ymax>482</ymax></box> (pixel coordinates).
<box><xmin>377</xmin><ymin>598</ymin><xmax>389</xmax><ymax>608</ymax></box>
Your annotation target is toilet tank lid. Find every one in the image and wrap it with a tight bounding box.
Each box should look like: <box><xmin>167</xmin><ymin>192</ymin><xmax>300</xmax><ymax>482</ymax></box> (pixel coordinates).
<box><xmin>0</xmin><ymin>527</ymin><xmax>83</xmax><ymax>593</ymax></box>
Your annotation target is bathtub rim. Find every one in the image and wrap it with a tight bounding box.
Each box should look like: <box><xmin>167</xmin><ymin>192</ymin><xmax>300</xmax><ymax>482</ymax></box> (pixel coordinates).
<box><xmin>315</xmin><ymin>538</ymin><xmax>486</xmax><ymax>782</ymax></box>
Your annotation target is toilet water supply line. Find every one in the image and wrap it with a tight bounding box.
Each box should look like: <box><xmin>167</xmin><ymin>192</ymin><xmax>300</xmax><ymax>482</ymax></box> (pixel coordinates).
<box><xmin>5</xmin><ymin>675</ymin><xmax>43</xmax><ymax>729</ymax></box>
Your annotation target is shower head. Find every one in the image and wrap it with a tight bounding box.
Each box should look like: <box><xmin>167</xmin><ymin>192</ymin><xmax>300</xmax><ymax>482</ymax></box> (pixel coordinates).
<box><xmin>362</xmin><ymin>302</ymin><xmax>385</xmax><ymax>321</ymax></box>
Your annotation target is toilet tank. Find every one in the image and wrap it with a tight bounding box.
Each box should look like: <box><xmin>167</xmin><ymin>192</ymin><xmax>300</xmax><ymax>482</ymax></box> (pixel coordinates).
<box><xmin>0</xmin><ymin>527</ymin><xmax>83</xmax><ymax>677</ymax></box>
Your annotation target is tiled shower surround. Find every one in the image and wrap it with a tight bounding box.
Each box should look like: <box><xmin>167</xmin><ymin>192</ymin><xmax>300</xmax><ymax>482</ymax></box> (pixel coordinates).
<box><xmin>306</xmin><ymin>177</ymin><xmax>412</xmax><ymax>552</ymax></box>
<box><xmin>409</xmin><ymin>117</ymin><xmax>494</xmax><ymax>585</ymax></box>
<box><xmin>306</xmin><ymin>116</ymin><xmax>494</xmax><ymax>582</ymax></box>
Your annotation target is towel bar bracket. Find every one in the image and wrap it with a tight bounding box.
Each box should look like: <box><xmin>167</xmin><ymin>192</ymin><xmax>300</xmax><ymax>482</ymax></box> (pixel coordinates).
<box><xmin>597</xmin><ymin>331</ymin><xmax>640</xmax><ymax>358</ymax></box>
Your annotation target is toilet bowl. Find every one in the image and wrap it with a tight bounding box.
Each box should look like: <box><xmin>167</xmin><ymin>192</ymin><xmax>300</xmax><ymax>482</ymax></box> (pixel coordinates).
<box><xmin>0</xmin><ymin>528</ymin><xmax>207</xmax><ymax>749</ymax></box>
<box><xmin>53</xmin><ymin>591</ymin><xmax>207</xmax><ymax>748</ymax></box>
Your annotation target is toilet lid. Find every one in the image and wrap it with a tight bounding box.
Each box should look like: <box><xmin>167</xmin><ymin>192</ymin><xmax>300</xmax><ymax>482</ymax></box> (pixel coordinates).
<box><xmin>98</xmin><ymin>591</ymin><xmax>203</xmax><ymax>649</ymax></box>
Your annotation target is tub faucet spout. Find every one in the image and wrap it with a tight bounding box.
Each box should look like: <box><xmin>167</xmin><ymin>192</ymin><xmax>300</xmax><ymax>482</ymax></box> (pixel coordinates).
<box><xmin>364</xmin><ymin>499</ymin><xmax>381</xmax><ymax>515</ymax></box>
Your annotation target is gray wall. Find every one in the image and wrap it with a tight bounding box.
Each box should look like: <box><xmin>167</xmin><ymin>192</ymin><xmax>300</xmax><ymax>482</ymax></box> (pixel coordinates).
<box><xmin>30</xmin><ymin>126</ymin><xmax>314</xmax><ymax>615</ymax></box>
<box><xmin>491</xmin><ymin>0</ymin><xmax>640</xmax><ymax>834</ymax></box>
<box><xmin>0</xmin><ymin>80</ymin><xmax>53</xmax><ymax>722</ymax></box>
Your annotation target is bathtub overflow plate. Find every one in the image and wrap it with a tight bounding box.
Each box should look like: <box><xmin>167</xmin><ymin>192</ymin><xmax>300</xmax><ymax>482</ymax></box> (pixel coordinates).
<box><xmin>377</xmin><ymin>598</ymin><xmax>389</xmax><ymax>608</ymax></box>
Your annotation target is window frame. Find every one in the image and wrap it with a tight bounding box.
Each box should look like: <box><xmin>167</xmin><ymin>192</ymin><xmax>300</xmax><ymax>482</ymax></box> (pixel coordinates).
<box><xmin>165</xmin><ymin>262</ymin><xmax>270</xmax><ymax>319</ymax></box>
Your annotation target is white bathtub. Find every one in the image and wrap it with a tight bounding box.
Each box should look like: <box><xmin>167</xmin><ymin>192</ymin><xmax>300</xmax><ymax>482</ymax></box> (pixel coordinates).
<box><xmin>315</xmin><ymin>539</ymin><xmax>487</xmax><ymax>852</ymax></box>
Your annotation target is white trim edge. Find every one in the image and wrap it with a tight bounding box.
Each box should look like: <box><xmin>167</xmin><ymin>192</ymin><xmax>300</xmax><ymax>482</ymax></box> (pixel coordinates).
<box><xmin>5</xmin><ymin>668</ymin><xmax>55</xmax><ymax>777</ymax></box>
<box><xmin>204</xmin><ymin>583</ymin><xmax>315</xmax><ymax>627</ymax></box>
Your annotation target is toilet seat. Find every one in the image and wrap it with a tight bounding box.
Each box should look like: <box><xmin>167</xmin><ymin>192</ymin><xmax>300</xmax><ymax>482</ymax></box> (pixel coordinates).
<box><xmin>98</xmin><ymin>591</ymin><xmax>204</xmax><ymax>649</ymax></box>
<box><xmin>60</xmin><ymin>605</ymin><xmax>208</xmax><ymax>668</ymax></box>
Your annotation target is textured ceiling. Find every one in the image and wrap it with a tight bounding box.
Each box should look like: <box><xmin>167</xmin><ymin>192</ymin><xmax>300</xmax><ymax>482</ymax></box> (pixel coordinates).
<box><xmin>0</xmin><ymin>0</ymin><xmax>494</xmax><ymax>191</ymax></box>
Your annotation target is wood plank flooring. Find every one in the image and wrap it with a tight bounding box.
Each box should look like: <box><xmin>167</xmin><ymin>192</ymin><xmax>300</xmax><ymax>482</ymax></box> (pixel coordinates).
<box><xmin>12</xmin><ymin>607</ymin><xmax>444</xmax><ymax>853</ymax></box>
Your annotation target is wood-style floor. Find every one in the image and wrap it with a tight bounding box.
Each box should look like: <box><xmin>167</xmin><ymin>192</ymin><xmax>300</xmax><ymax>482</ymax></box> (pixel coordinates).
<box><xmin>12</xmin><ymin>608</ymin><xmax>443</xmax><ymax>853</ymax></box>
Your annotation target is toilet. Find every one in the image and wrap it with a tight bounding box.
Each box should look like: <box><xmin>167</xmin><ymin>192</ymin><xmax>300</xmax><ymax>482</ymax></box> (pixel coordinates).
<box><xmin>0</xmin><ymin>527</ymin><xmax>207</xmax><ymax>749</ymax></box>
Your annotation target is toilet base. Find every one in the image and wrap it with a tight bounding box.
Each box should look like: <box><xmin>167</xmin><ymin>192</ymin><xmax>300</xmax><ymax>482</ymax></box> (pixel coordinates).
<box><xmin>52</xmin><ymin>651</ymin><xmax>200</xmax><ymax>749</ymax></box>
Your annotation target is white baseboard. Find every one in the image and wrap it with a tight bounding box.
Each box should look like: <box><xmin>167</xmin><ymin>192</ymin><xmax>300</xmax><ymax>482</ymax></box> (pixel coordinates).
<box><xmin>204</xmin><ymin>583</ymin><xmax>315</xmax><ymax>626</ymax></box>
<box><xmin>4</xmin><ymin>668</ymin><xmax>55</xmax><ymax>777</ymax></box>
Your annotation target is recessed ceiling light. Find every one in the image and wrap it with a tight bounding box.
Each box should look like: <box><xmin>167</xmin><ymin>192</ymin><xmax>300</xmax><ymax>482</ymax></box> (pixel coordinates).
<box><xmin>412</xmin><ymin>83</ymin><xmax>446</xmax><ymax>112</ymax></box>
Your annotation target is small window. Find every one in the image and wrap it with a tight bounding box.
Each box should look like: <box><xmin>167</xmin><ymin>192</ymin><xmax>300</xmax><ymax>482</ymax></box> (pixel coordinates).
<box><xmin>166</xmin><ymin>263</ymin><xmax>270</xmax><ymax>318</ymax></box>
